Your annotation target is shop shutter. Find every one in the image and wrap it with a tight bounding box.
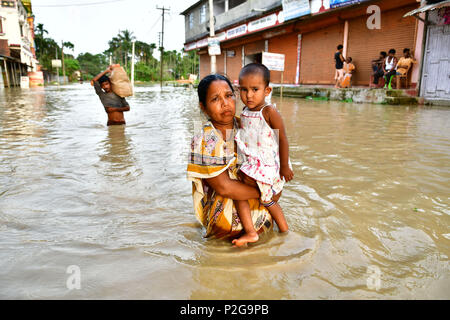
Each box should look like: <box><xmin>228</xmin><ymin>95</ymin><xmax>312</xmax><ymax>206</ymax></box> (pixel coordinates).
<box><xmin>347</xmin><ymin>5</ymin><xmax>417</xmax><ymax>85</ymax></box>
<box><xmin>300</xmin><ymin>23</ymin><xmax>345</xmax><ymax>84</ymax></box>
<box><xmin>268</xmin><ymin>32</ymin><xmax>299</xmax><ymax>84</ymax></box>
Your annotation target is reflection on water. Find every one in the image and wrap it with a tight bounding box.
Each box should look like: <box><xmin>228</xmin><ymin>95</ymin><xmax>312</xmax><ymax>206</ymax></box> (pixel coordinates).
<box><xmin>0</xmin><ymin>84</ymin><xmax>449</xmax><ymax>299</ymax></box>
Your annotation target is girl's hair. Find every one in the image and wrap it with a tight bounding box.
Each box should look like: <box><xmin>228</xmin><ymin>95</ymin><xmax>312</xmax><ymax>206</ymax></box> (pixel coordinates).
<box><xmin>239</xmin><ymin>63</ymin><xmax>271</xmax><ymax>87</ymax></box>
<box><xmin>197</xmin><ymin>74</ymin><xmax>234</xmax><ymax>107</ymax></box>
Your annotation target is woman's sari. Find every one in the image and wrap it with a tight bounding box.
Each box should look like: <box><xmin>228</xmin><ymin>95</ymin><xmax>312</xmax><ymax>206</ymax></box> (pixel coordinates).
<box><xmin>187</xmin><ymin>117</ymin><xmax>273</xmax><ymax>239</ymax></box>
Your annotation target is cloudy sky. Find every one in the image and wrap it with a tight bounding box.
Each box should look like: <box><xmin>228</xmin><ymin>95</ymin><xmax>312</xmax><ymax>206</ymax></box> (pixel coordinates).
<box><xmin>31</xmin><ymin>0</ymin><xmax>198</xmax><ymax>58</ymax></box>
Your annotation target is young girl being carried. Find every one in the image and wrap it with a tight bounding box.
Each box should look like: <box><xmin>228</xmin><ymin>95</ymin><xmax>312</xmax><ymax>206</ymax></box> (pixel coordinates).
<box><xmin>233</xmin><ymin>63</ymin><xmax>294</xmax><ymax>247</ymax></box>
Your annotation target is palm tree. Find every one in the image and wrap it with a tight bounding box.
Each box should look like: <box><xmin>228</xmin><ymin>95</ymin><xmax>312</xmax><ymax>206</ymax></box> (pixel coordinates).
<box><xmin>117</xmin><ymin>29</ymin><xmax>136</xmax><ymax>71</ymax></box>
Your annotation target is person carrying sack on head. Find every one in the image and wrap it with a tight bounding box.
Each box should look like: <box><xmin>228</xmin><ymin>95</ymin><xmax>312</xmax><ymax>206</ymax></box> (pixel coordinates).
<box><xmin>91</xmin><ymin>65</ymin><xmax>131</xmax><ymax>126</ymax></box>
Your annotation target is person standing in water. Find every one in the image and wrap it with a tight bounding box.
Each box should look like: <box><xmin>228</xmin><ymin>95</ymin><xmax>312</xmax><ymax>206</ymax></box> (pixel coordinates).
<box><xmin>91</xmin><ymin>65</ymin><xmax>130</xmax><ymax>126</ymax></box>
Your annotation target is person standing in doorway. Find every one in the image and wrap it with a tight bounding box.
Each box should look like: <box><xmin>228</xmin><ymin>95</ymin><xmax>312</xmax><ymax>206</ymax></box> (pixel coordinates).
<box><xmin>334</xmin><ymin>44</ymin><xmax>345</xmax><ymax>88</ymax></box>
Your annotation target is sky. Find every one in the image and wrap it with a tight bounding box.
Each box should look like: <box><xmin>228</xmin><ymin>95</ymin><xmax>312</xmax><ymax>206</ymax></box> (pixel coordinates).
<box><xmin>31</xmin><ymin>0</ymin><xmax>199</xmax><ymax>58</ymax></box>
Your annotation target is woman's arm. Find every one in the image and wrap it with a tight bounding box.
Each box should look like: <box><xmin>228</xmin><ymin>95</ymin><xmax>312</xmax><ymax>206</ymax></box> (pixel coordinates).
<box><xmin>263</xmin><ymin>106</ymin><xmax>294</xmax><ymax>182</ymax></box>
<box><xmin>205</xmin><ymin>171</ymin><xmax>260</xmax><ymax>200</ymax></box>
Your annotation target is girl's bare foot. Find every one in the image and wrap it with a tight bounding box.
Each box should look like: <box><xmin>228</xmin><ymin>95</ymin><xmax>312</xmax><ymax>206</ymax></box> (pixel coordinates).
<box><xmin>232</xmin><ymin>232</ymin><xmax>259</xmax><ymax>247</ymax></box>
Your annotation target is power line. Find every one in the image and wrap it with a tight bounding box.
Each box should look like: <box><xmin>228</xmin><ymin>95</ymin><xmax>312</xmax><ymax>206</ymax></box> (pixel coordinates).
<box><xmin>34</xmin><ymin>0</ymin><xmax>129</xmax><ymax>8</ymax></box>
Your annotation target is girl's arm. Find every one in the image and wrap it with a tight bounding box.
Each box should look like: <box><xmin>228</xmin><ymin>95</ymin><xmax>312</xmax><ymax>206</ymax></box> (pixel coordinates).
<box><xmin>205</xmin><ymin>171</ymin><xmax>260</xmax><ymax>200</ymax></box>
<box><xmin>263</xmin><ymin>106</ymin><xmax>294</xmax><ymax>182</ymax></box>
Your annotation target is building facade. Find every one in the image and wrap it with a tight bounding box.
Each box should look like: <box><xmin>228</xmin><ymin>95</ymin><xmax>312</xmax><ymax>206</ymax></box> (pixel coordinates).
<box><xmin>0</xmin><ymin>0</ymin><xmax>38</xmax><ymax>87</ymax></box>
<box><xmin>182</xmin><ymin>0</ymin><xmax>424</xmax><ymax>88</ymax></box>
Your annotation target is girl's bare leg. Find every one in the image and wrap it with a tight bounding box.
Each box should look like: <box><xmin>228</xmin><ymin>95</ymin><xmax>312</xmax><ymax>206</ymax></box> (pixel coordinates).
<box><xmin>232</xmin><ymin>200</ymin><xmax>259</xmax><ymax>247</ymax></box>
<box><xmin>266</xmin><ymin>202</ymin><xmax>289</xmax><ymax>233</ymax></box>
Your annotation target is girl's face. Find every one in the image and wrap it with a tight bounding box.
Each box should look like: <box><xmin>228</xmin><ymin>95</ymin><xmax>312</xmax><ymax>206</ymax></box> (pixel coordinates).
<box><xmin>239</xmin><ymin>73</ymin><xmax>271</xmax><ymax>110</ymax></box>
<box><xmin>200</xmin><ymin>80</ymin><xmax>236</xmax><ymax>126</ymax></box>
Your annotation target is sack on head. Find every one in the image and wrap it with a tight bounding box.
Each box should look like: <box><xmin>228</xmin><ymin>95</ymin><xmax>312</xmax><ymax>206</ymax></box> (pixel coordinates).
<box><xmin>110</xmin><ymin>64</ymin><xmax>133</xmax><ymax>97</ymax></box>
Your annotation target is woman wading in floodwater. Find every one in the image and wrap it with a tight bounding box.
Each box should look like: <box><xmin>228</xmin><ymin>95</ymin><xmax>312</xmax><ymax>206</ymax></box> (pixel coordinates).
<box><xmin>187</xmin><ymin>74</ymin><xmax>280</xmax><ymax>242</ymax></box>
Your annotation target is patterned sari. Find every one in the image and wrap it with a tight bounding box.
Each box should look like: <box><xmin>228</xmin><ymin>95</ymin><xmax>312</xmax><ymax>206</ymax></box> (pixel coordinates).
<box><xmin>187</xmin><ymin>117</ymin><xmax>273</xmax><ymax>239</ymax></box>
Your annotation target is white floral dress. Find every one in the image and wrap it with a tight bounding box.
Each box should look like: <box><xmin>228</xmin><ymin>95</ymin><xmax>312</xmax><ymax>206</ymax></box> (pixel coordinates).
<box><xmin>235</xmin><ymin>104</ymin><xmax>284</xmax><ymax>203</ymax></box>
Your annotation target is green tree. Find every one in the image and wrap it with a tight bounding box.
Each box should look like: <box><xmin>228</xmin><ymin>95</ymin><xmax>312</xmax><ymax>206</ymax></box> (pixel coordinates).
<box><xmin>63</xmin><ymin>59</ymin><xmax>80</xmax><ymax>81</ymax></box>
<box><xmin>77</xmin><ymin>52</ymin><xmax>108</xmax><ymax>80</ymax></box>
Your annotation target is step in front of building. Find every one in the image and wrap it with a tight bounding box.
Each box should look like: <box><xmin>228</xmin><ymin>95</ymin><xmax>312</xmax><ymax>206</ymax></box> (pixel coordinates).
<box><xmin>272</xmin><ymin>86</ymin><xmax>419</xmax><ymax>106</ymax></box>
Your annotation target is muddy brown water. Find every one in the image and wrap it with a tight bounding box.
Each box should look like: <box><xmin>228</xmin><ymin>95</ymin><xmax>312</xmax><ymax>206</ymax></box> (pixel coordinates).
<box><xmin>0</xmin><ymin>84</ymin><xmax>449</xmax><ymax>299</ymax></box>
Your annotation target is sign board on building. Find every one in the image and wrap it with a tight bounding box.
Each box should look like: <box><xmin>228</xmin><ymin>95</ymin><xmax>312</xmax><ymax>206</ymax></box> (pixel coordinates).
<box><xmin>51</xmin><ymin>59</ymin><xmax>61</xmax><ymax>68</ymax></box>
<box><xmin>208</xmin><ymin>37</ymin><xmax>221</xmax><ymax>56</ymax></box>
<box><xmin>226</xmin><ymin>50</ymin><xmax>236</xmax><ymax>57</ymax></box>
<box><xmin>226</xmin><ymin>24</ymin><xmax>247</xmax><ymax>39</ymax></box>
<box><xmin>20</xmin><ymin>76</ymin><xmax>29</xmax><ymax>89</ymax></box>
<box><xmin>262</xmin><ymin>52</ymin><xmax>285</xmax><ymax>72</ymax></box>
<box><xmin>282</xmin><ymin>0</ymin><xmax>311</xmax><ymax>21</ymax></box>
<box><xmin>183</xmin><ymin>9</ymin><xmax>289</xmax><ymax>52</ymax></box>
<box><xmin>311</xmin><ymin>0</ymin><xmax>330</xmax><ymax>14</ymax></box>
<box><xmin>330</xmin><ymin>0</ymin><xmax>368</xmax><ymax>9</ymax></box>
<box><xmin>248</xmin><ymin>13</ymin><xmax>278</xmax><ymax>32</ymax></box>
<box><xmin>216</xmin><ymin>32</ymin><xmax>227</xmax><ymax>42</ymax></box>
<box><xmin>196</xmin><ymin>38</ymin><xmax>208</xmax><ymax>48</ymax></box>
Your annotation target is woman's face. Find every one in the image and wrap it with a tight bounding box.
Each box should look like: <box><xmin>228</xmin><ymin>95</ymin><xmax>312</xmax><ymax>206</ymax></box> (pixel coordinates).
<box><xmin>200</xmin><ymin>80</ymin><xmax>236</xmax><ymax>126</ymax></box>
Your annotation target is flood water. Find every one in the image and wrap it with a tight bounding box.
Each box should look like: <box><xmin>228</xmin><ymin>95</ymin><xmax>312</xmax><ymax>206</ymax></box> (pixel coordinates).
<box><xmin>0</xmin><ymin>84</ymin><xmax>449</xmax><ymax>299</ymax></box>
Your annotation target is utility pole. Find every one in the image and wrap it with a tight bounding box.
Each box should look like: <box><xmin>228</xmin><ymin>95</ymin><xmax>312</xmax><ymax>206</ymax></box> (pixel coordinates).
<box><xmin>208</xmin><ymin>0</ymin><xmax>216</xmax><ymax>73</ymax></box>
<box><xmin>157</xmin><ymin>6</ymin><xmax>170</xmax><ymax>90</ymax></box>
<box><xmin>131</xmin><ymin>40</ymin><xmax>135</xmax><ymax>94</ymax></box>
<box><xmin>55</xmin><ymin>46</ymin><xmax>60</xmax><ymax>86</ymax></box>
<box><xmin>61</xmin><ymin>40</ymin><xmax>66</xmax><ymax>84</ymax></box>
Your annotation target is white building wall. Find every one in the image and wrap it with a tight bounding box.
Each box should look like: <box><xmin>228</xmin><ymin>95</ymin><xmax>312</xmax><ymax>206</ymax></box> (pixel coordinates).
<box><xmin>0</xmin><ymin>1</ymin><xmax>35</xmax><ymax>69</ymax></box>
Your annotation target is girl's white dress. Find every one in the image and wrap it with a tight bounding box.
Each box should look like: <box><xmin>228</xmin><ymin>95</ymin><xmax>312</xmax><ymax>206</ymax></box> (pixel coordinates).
<box><xmin>235</xmin><ymin>104</ymin><xmax>284</xmax><ymax>203</ymax></box>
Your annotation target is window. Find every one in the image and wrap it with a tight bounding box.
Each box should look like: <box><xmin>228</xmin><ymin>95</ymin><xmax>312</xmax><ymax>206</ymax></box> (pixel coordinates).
<box><xmin>228</xmin><ymin>0</ymin><xmax>246</xmax><ymax>10</ymax></box>
<box><xmin>200</xmin><ymin>4</ymin><xmax>206</xmax><ymax>24</ymax></box>
<box><xmin>188</xmin><ymin>13</ymin><xmax>193</xmax><ymax>29</ymax></box>
<box><xmin>213</xmin><ymin>0</ymin><xmax>226</xmax><ymax>15</ymax></box>
<box><xmin>1</xmin><ymin>1</ymin><xmax>15</xmax><ymax>8</ymax></box>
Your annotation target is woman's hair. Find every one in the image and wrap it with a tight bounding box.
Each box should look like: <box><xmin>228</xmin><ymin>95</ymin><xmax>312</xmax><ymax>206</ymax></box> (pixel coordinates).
<box><xmin>239</xmin><ymin>63</ymin><xmax>271</xmax><ymax>87</ymax></box>
<box><xmin>403</xmin><ymin>48</ymin><xmax>410</xmax><ymax>54</ymax></box>
<box><xmin>380</xmin><ymin>51</ymin><xmax>387</xmax><ymax>57</ymax></box>
<box><xmin>347</xmin><ymin>57</ymin><xmax>353</xmax><ymax>62</ymax></box>
<box><xmin>197</xmin><ymin>74</ymin><xmax>234</xmax><ymax>107</ymax></box>
<box><xmin>388</xmin><ymin>49</ymin><xmax>396</xmax><ymax>54</ymax></box>
<box><xmin>337</xmin><ymin>44</ymin><xmax>343</xmax><ymax>50</ymax></box>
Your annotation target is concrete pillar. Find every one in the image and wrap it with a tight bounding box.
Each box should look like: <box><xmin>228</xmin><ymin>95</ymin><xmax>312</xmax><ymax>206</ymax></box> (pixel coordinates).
<box><xmin>11</xmin><ymin>62</ymin><xmax>17</xmax><ymax>86</ymax></box>
<box><xmin>412</xmin><ymin>12</ymin><xmax>425</xmax><ymax>89</ymax></box>
<box><xmin>3</xmin><ymin>59</ymin><xmax>10</xmax><ymax>88</ymax></box>
<box><xmin>343</xmin><ymin>20</ymin><xmax>349</xmax><ymax>58</ymax></box>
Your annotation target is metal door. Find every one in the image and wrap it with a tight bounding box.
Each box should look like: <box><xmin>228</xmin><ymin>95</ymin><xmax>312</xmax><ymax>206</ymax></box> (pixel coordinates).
<box><xmin>421</xmin><ymin>13</ymin><xmax>450</xmax><ymax>101</ymax></box>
